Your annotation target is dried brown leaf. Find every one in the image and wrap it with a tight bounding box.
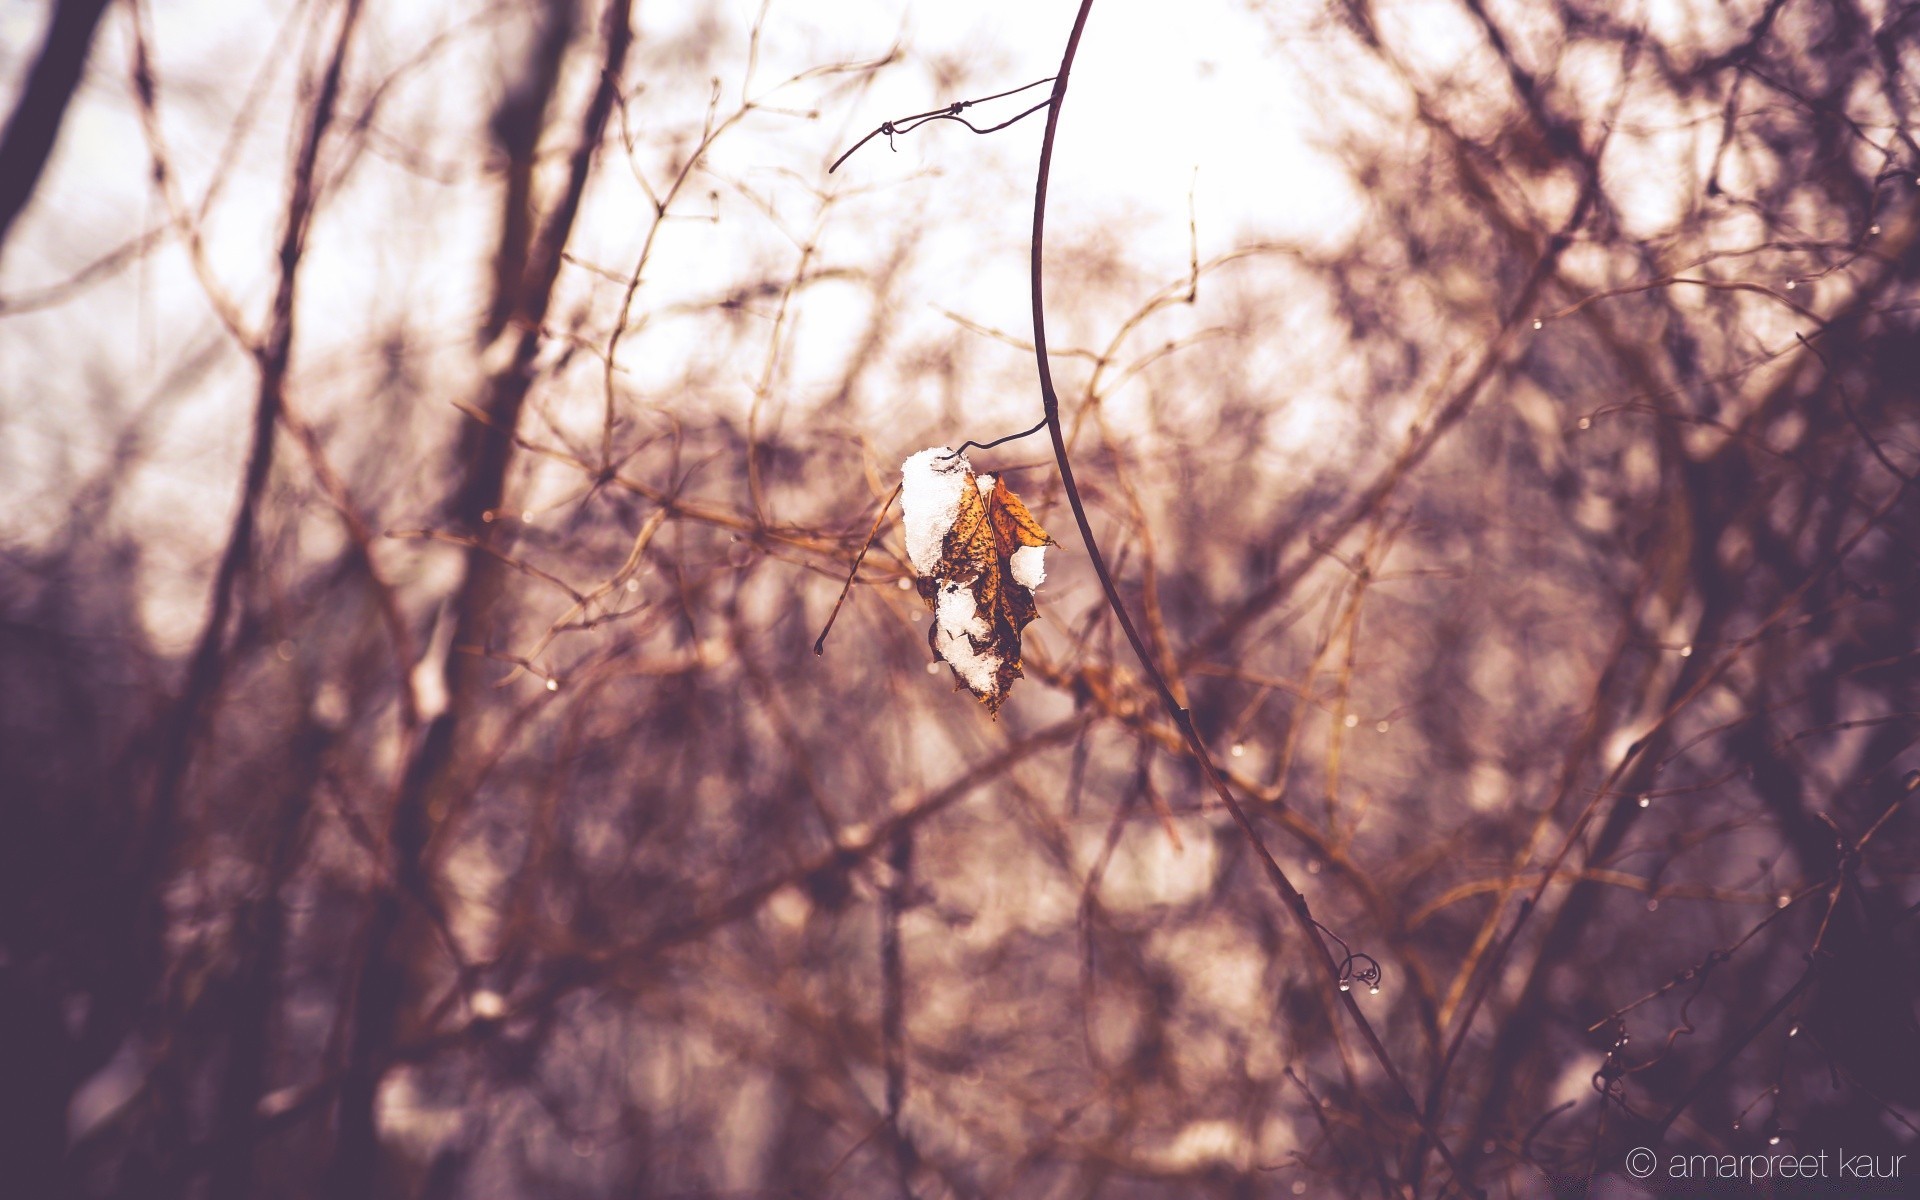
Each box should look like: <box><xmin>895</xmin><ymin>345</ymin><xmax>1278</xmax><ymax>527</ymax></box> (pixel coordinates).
<box><xmin>911</xmin><ymin>465</ymin><xmax>1054</xmax><ymax>714</ymax></box>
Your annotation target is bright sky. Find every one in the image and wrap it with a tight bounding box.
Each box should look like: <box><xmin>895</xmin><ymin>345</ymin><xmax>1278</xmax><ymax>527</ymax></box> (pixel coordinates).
<box><xmin>0</xmin><ymin>0</ymin><xmax>1381</xmax><ymax>648</ymax></box>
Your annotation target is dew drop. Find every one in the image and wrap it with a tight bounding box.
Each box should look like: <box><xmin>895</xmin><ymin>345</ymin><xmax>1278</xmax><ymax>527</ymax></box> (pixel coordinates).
<box><xmin>1785</xmin><ymin>279</ymin><xmax>1797</xmax><ymax>291</ymax></box>
<box><xmin>1679</xmin><ymin>644</ymin><xmax>1693</xmax><ymax>658</ymax></box>
<box><xmin>482</xmin><ymin>510</ymin><xmax>496</xmax><ymax>523</ymax></box>
<box><xmin>1732</xmin><ymin>1121</ymin><xmax>1741</xmax><ymax>1130</ymax></box>
<box><xmin>1343</xmin><ymin>713</ymin><xmax>1359</xmax><ymax>729</ymax></box>
<box><xmin>521</xmin><ymin>510</ymin><xmax>534</xmax><ymax>523</ymax></box>
<box><xmin>897</xmin><ymin>578</ymin><xmax>913</xmax><ymax>591</ymax></box>
<box><xmin>1532</xmin><ymin>318</ymin><xmax>1544</xmax><ymax>330</ymax></box>
<box><xmin>1638</xmin><ymin>795</ymin><xmax>1651</xmax><ymax>808</ymax></box>
<box><xmin>1646</xmin><ymin>898</ymin><xmax>1660</xmax><ymax>912</ymax></box>
<box><xmin>1769</xmin><ymin>1135</ymin><xmax>1780</xmax><ymax>1146</ymax></box>
<box><xmin>926</xmin><ymin>661</ymin><xmax>941</xmax><ymax>675</ymax></box>
<box><xmin>1776</xmin><ymin>894</ymin><xmax>1791</xmax><ymax>909</ymax></box>
<box><xmin>1577</xmin><ymin>417</ymin><xmax>1592</xmax><ymax>430</ymax></box>
<box><xmin>545</xmin><ymin>678</ymin><xmax>559</xmax><ymax>692</ymax></box>
<box><xmin>1904</xmin><ymin>769</ymin><xmax>1920</xmax><ymax>793</ymax></box>
<box><xmin>1307</xmin><ymin>860</ymin><xmax>1322</xmax><ymax>875</ymax></box>
<box><xmin>1368</xmin><ymin>985</ymin><xmax>1380</xmax><ymax>995</ymax></box>
<box><xmin>1376</xmin><ymin>720</ymin><xmax>1390</xmax><ymax>733</ymax></box>
<box><xmin>1292</xmin><ymin>1183</ymin><xmax>1307</xmax><ymax>1197</ymax></box>
<box><xmin>1230</xmin><ymin>742</ymin><xmax>1246</xmax><ymax>758</ymax></box>
<box><xmin>625</xmin><ymin>578</ymin><xmax>640</xmax><ymax>593</ymax></box>
<box><xmin>1788</xmin><ymin>1024</ymin><xmax>1800</xmax><ymax>1038</ymax></box>
<box><xmin>1870</xmin><ymin>224</ymin><xmax>1882</xmax><ymax>235</ymax></box>
<box><xmin>1338</xmin><ymin>982</ymin><xmax>1350</xmax><ymax>993</ymax></box>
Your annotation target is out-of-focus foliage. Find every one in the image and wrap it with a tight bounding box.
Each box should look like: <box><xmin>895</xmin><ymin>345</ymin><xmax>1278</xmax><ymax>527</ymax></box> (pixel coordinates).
<box><xmin>1</xmin><ymin>0</ymin><xmax>1916</xmax><ymax>1196</ymax></box>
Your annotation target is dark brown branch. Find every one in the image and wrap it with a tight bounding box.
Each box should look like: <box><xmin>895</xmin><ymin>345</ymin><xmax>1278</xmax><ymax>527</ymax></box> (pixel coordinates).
<box><xmin>137</xmin><ymin>0</ymin><xmax>366</xmax><ymax>1008</ymax></box>
<box><xmin>328</xmin><ymin>0</ymin><xmax>633</xmax><ymax>1192</ymax></box>
<box><xmin>0</xmin><ymin>0</ymin><xmax>113</xmax><ymax>262</ymax></box>
<box><xmin>1025</xmin><ymin>3</ymin><xmax>1477</xmax><ymax>1191</ymax></box>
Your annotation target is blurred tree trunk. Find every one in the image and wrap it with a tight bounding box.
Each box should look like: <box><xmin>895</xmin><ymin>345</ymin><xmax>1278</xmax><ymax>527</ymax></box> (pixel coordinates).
<box><xmin>324</xmin><ymin>0</ymin><xmax>633</xmax><ymax>1193</ymax></box>
<box><xmin>0</xmin><ymin>0</ymin><xmax>113</xmax><ymax>263</ymax></box>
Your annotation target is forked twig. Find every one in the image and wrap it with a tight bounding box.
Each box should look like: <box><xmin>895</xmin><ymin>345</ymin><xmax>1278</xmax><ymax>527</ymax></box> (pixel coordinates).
<box><xmin>829</xmin><ymin>76</ymin><xmax>1055</xmax><ymax>172</ymax></box>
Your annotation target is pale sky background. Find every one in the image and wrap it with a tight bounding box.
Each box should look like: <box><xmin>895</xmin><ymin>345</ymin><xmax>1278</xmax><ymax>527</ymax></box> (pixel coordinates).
<box><xmin>0</xmin><ymin>0</ymin><xmax>1702</xmax><ymax>649</ymax></box>
<box><xmin>0</xmin><ymin>0</ymin><xmax>1376</xmax><ymax>647</ymax></box>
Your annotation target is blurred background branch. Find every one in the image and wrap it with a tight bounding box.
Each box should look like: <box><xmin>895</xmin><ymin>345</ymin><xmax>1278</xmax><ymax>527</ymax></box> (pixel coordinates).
<box><xmin>1</xmin><ymin>0</ymin><xmax>1916</xmax><ymax>1196</ymax></box>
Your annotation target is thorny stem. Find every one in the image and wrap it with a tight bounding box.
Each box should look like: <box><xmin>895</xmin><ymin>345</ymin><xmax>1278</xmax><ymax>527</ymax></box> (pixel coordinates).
<box><xmin>1028</xmin><ymin>2</ymin><xmax>1477</xmax><ymax>1191</ymax></box>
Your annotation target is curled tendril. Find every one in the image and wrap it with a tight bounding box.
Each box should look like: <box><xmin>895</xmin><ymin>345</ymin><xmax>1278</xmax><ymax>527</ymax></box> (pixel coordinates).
<box><xmin>1338</xmin><ymin>952</ymin><xmax>1384</xmax><ymax>994</ymax></box>
<box><xmin>1592</xmin><ymin>1019</ymin><xmax>1632</xmax><ymax>1100</ymax></box>
<box><xmin>1315</xmin><ymin>920</ymin><xmax>1385</xmax><ymax>995</ymax></box>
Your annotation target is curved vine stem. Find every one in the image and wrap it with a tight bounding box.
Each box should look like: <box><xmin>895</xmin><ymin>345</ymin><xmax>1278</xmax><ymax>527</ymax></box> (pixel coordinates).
<box><xmin>1029</xmin><ymin>3</ymin><xmax>1477</xmax><ymax>1191</ymax></box>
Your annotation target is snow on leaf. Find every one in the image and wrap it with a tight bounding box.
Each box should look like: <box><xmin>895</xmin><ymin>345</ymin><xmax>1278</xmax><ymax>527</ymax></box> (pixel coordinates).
<box><xmin>900</xmin><ymin>448</ymin><xmax>970</xmax><ymax>575</ymax></box>
<box><xmin>899</xmin><ymin>447</ymin><xmax>1056</xmax><ymax>714</ymax></box>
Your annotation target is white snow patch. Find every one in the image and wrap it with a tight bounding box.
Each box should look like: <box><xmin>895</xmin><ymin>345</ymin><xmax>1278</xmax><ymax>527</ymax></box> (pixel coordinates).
<box><xmin>900</xmin><ymin>447</ymin><xmax>971</xmax><ymax>574</ymax></box>
<box><xmin>1009</xmin><ymin>544</ymin><xmax>1046</xmax><ymax>589</ymax></box>
<box><xmin>1147</xmin><ymin>1119</ymin><xmax>1249</xmax><ymax>1171</ymax></box>
<box><xmin>933</xmin><ymin>579</ymin><xmax>999</xmax><ymax>694</ymax></box>
<box><xmin>974</xmin><ymin>473</ymin><xmax>994</xmax><ymax>495</ymax></box>
<box><xmin>67</xmin><ymin>1037</ymin><xmax>147</xmax><ymax>1145</ymax></box>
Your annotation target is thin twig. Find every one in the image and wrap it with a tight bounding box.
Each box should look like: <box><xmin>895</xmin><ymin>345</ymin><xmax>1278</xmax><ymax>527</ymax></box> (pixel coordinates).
<box><xmin>813</xmin><ymin>482</ymin><xmax>901</xmax><ymax>655</ymax></box>
<box><xmin>829</xmin><ymin>76</ymin><xmax>1055</xmax><ymax>172</ymax></box>
<box><xmin>945</xmin><ymin>418</ymin><xmax>1049</xmax><ymax>459</ymax></box>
